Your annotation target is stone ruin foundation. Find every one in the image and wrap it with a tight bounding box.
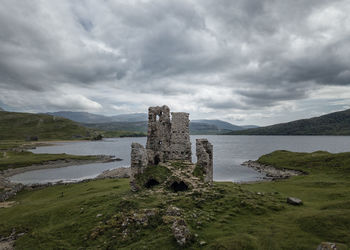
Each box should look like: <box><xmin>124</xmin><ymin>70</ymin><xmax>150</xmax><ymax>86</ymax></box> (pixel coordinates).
<box><xmin>130</xmin><ymin>105</ymin><xmax>213</xmax><ymax>191</ymax></box>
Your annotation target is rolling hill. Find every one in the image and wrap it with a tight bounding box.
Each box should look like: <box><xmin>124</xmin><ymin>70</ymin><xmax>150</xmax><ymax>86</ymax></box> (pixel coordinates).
<box><xmin>48</xmin><ymin>111</ymin><xmax>149</xmax><ymax>123</ymax></box>
<box><xmin>111</xmin><ymin>113</ymin><xmax>148</xmax><ymax>122</ymax></box>
<box><xmin>191</xmin><ymin>119</ymin><xmax>243</xmax><ymax>131</ymax></box>
<box><xmin>47</xmin><ymin>111</ymin><xmax>114</xmax><ymax>124</ymax></box>
<box><xmin>0</xmin><ymin>111</ymin><xmax>93</xmax><ymax>140</ymax></box>
<box><xmin>227</xmin><ymin>109</ymin><xmax>350</xmax><ymax>135</ymax></box>
<box><xmin>48</xmin><ymin>111</ymin><xmax>256</xmax><ymax>134</ymax></box>
<box><xmin>83</xmin><ymin>120</ymin><xmax>248</xmax><ymax>135</ymax></box>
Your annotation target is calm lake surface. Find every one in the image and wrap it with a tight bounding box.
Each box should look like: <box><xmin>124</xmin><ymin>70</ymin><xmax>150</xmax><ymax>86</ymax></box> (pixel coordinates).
<box><xmin>10</xmin><ymin>135</ymin><xmax>350</xmax><ymax>184</ymax></box>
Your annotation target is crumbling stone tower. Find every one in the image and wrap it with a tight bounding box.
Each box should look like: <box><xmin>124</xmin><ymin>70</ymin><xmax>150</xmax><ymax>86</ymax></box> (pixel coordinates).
<box><xmin>146</xmin><ymin>106</ymin><xmax>172</xmax><ymax>165</ymax></box>
<box><xmin>130</xmin><ymin>105</ymin><xmax>213</xmax><ymax>191</ymax></box>
<box><xmin>145</xmin><ymin>105</ymin><xmax>192</xmax><ymax>164</ymax></box>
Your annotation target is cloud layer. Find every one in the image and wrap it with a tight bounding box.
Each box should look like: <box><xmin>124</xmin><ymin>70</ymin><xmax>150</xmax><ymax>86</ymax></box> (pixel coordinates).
<box><xmin>0</xmin><ymin>0</ymin><xmax>349</xmax><ymax>125</ymax></box>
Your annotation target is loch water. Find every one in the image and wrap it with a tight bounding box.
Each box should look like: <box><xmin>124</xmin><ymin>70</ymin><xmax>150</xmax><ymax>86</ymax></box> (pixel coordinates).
<box><xmin>9</xmin><ymin>135</ymin><xmax>350</xmax><ymax>184</ymax></box>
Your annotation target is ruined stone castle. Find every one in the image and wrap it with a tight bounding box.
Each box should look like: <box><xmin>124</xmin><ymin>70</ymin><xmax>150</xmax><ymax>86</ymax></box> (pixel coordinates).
<box><xmin>130</xmin><ymin>105</ymin><xmax>213</xmax><ymax>191</ymax></box>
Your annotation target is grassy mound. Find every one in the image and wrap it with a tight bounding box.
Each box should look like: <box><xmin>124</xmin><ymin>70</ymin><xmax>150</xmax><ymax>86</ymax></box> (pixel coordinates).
<box><xmin>0</xmin><ymin>111</ymin><xmax>93</xmax><ymax>140</ymax></box>
<box><xmin>0</xmin><ymin>151</ymin><xmax>349</xmax><ymax>249</ymax></box>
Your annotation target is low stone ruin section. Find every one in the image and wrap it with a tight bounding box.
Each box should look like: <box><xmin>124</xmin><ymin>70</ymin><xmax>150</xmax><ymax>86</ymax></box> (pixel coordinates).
<box><xmin>196</xmin><ymin>139</ymin><xmax>213</xmax><ymax>183</ymax></box>
<box><xmin>130</xmin><ymin>143</ymin><xmax>148</xmax><ymax>191</ymax></box>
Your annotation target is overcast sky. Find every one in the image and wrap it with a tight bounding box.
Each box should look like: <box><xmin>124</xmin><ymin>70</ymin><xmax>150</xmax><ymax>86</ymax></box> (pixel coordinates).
<box><xmin>1</xmin><ymin>0</ymin><xmax>350</xmax><ymax>126</ymax></box>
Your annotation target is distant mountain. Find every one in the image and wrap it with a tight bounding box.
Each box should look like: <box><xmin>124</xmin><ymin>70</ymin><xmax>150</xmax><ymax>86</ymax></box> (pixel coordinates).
<box><xmin>241</xmin><ymin>125</ymin><xmax>260</xmax><ymax>129</ymax></box>
<box><xmin>83</xmin><ymin>121</ymin><xmax>147</xmax><ymax>133</ymax></box>
<box><xmin>192</xmin><ymin>119</ymin><xmax>243</xmax><ymax>131</ymax></box>
<box><xmin>48</xmin><ymin>111</ymin><xmax>258</xmax><ymax>135</ymax></box>
<box><xmin>111</xmin><ymin>113</ymin><xmax>148</xmax><ymax>122</ymax></box>
<box><xmin>48</xmin><ymin>111</ymin><xmax>148</xmax><ymax>123</ymax></box>
<box><xmin>190</xmin><ymin>122</ymin><xmax>232</xmax><ymax>135</ymax></box>
<box><xmin>0</xmin><ymin>107</ymin><xmax>4</xmax><ymax>111</ymax></box>
<box><xmin>83</xmin><ymin>121</ymin><xmax>221</xmax><ymax>135</ymax></box>
<box><xmin>47</xmin><ymin>111</ymin><xmax>114</xmax><ymax>123</ymax></box>
<box><xmin>0</xmin><ymin>111</ymin><xmax>93</xmax><ymax>140</ymax></box>
<box><xmin>83</xmin><ymin>120</ymin><xmax>247</xmax><ymax>135</ymax></box>
<box><xmin>227</xmin><ymin>109</ymin><xmax>350</xmax><ymax>135</ymax></box>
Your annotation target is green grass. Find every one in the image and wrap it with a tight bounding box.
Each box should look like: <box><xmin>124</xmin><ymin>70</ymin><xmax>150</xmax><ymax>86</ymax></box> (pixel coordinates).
<box><xmin>0</xmin><ymin>140</ymin><xmax>29</xmax><ymax>150</ymax></box>
<box><xmin>193</xmin><ymin>164</ymin><xmax>205</xmax><ymax>180</ymax></box>
<box><xmin>0</xmin><ymin>151</ymin><xmax>99</xmax><ymax>171</ymax></box>
<box><xmin>227</xmin><ymin>108</ymin><xmax>350</xmax><ymax>135</ymax></box>
<box><xmin>0</xmin><ymin>111</ymin><xmax>93</xmax><ymax>140</ymax></box>
<box><xmin>0</xmin><ymin>150</ymin><xmax>350</xmax><ymax>249</ymax></box>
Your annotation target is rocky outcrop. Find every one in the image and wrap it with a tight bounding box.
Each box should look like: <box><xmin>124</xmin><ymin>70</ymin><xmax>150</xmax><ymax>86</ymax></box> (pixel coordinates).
<box><xmin>287</xmin><ymin>197</ymin><xmax>303</xmax><ymax>206</ymax></box>
<box><xmin>196</xmin><ymin>139</ymin><xmax>213</xmax><ymax>183</ymax></box>
<box><xmin>0</xmin><ymin>185</ymin><xmax>23</xmax><ymax>202</ymax></box>
<box><xmin>242</xmin><ymin>160</ymin><xmax>304</xmax><ymax>180</ymax></box>
<box><xmin>0</xmin><ymin>228</ymin><xmax>25</xmax><ymax>250</ymax></box>
<box><xmin>0</xmin><ymin>175</ymin><xmax>23</xmax><ymax>202</ymax></box>
<box><xmin>97</xmin><ymin>167</ymin><xmax>130</xmax><ymax>179</ymax></box>
<box><xmin>316</xmin><ymin>242</ymin><xmax>337</xmax><ymax>250</ymax></box>
<box><xmin>171</xmin><ymin>218</ymin><xmax>192</xmax><ymax>246</ymax></box>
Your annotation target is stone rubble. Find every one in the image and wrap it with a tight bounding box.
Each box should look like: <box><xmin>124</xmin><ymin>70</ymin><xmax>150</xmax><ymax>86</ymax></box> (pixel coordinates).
<box><xmin>242</xmin><ymin>160</ymin><xmax>305</xmax><ymax>180</ymax></box>
<box><xmin>316</xmin><ymin>242</ymin><xmax>337</xmax><ymax>250</ymax></box>
<box><xmin>96</xmin><ymin>167</ymin><xmax>130</xmax><ymax>179</ymax></box>
<box><xmin>171</xmin><ymin>218</ymin><xmax>192</xmax><ymax>246</ymax></box>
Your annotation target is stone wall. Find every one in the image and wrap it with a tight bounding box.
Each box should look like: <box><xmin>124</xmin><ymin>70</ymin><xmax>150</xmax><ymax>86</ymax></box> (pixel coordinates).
<box><xmin>170</xmin><ymin>112</ymin><xmax>191</xmax><ymax>162</ymax></box>
<box><xmin>130</xmin><ymin>143</ymin><xmax>148</xmax><ymax>191</ymax></box>
<box><xmin>196</xmin><ymin>139</ymin><xmax>213</xmax><ymax>183</ymax></box>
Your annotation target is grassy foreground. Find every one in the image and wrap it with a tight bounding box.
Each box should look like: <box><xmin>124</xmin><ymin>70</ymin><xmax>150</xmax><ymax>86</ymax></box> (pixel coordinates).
<box><xmin>0</xmin><ymin>150</ymin><xmax>349</xmax><ymax>249</ymax></box>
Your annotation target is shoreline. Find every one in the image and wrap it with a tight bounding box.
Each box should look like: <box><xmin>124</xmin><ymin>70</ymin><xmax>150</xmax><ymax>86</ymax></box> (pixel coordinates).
<box><xmin>241</xmin><ymin>160</ymin><xmax>305</xmax><ymax>181</ymax></box>
<box><xmin>1</xmin><ymin>155</ymin><xmax>119</xmax><ymax>178</ymax></box>
<box><xmin>0</xmin><ymin>159</ymin><xmax>303</xmax><ymax>202</ymax></box>
<box><xmin>0</xmin><ymin>156</ymin><xmax>122</xmax><ymax>201</ymax></box>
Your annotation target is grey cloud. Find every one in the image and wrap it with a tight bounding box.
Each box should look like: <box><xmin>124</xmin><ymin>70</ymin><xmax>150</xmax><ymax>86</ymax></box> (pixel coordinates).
<box><xmin>205</xmin><ymin>100</ymin><xmax>248</xmax><ymax>110</ymax></box>
<box><xmin>0</xmin><ymin>0</ymin><xmax>350</xmax><ymax>123</ymax></box>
